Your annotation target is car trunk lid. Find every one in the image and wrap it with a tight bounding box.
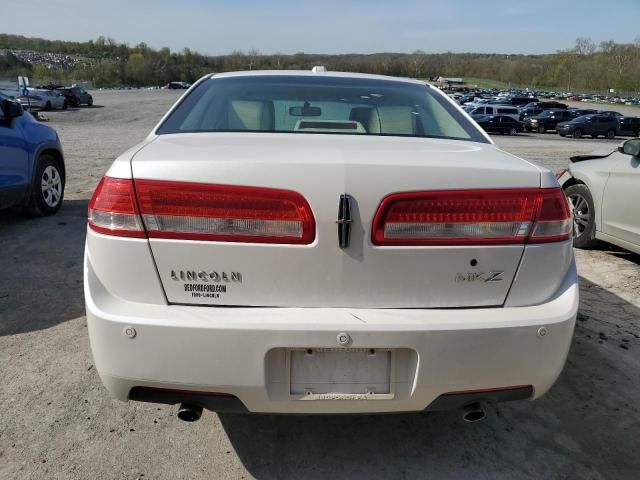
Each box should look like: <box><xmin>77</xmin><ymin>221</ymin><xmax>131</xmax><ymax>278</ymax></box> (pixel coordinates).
<box><xmin>131</xmin><ymin>133</ymin><xmax>542</xmax><ymax>308</ymax></box>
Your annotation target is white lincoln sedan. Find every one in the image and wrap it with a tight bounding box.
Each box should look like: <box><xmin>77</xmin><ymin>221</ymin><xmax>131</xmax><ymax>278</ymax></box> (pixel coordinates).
<box><xmin>85</xmin><ymin>71</ymin><xmax>577</xmax><ymax>421</ymax></box>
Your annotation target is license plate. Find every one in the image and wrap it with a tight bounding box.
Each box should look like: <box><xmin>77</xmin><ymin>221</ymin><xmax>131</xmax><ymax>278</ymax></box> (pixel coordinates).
<box><xmin>289</xmin><ymin>348</ymin><xmax>392</xmax><ymax>398</ymax></box>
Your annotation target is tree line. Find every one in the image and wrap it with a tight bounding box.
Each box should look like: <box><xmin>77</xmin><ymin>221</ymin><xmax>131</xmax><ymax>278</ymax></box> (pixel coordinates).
<box><xmin>1</xmin><ymin>34</ymin><xmax>639</xmax><ymax>94</ymax></box>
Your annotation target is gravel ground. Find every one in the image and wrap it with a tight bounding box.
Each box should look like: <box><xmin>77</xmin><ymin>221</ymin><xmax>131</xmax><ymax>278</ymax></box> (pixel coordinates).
<box><xmin>1</xmin><ymin>91</ymin><xmax>639</xmax><ymax>479</ymax></box>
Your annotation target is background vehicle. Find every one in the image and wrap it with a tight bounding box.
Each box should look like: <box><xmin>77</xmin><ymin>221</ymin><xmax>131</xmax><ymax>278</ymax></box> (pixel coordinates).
<box><xmin>509</xmin><ymin>96</ymin><xmax>538</xmax><ymax>107</ymax></box>
<box><xmin>34</xmin><ymin>84</ymin><xmax>75</xmax><ymax>108</ymax></box>
<box><xmin>0</xmin><ymin>95</ymin><xmax>65</xmax><ymax>214</ymax></box>
<box><xmin>58</xmin><ymin>86</ymin><xmax>93</xmax><ymax>107</ymax></box>
<box><xmin>568</xmin><ymin>108</ymin><xmax>598</xmax><ymax>119</ymax></box>
<box><xmin>616</xmin><ymin>117</ymin><xmax>640</xmax><ymax>137</ymax></box>
<box><xmin>556</xmin><ymin>114</ymin><xmax>618</xmax><ymax>139</ymax></box>
<box><xmin>524</xmin><ymin>109</ymin><xmax>573</xmax><ymax>133</ymax></box>
<box><xmin>474</xmin><ymin>114</ymin><xmax>523</xmax><ymax>135</ymax></box>
<box><xmin>16</xmin><ymin>89</ymin><xmax>66</xmax><ymax>110</ymax></box>
<box><xmin>524</xmin><ymin>101</ymin><xmax>567</xmax><ymax>111</ymax></box>
<box><xmin>86</xmin><ymin>71</ymin><xmax>576</xmax><ymax>417</ymax></box>
<box><xmin>464</xmin><ymin>105</ymin><xmax>520</xmax><ymax>120</ymax></box>
<box><xmin>164</xmin><ymin>81</ymin><xmax>191</xmax><ymax>89</ymax></box>
<box><xmin>558</xmin><ymin>138</ymin><xmax>640</xmax><ymax>253</ymax></box>
<box><xmin>599</xmin><ymin>110</ymin><xmax>623</xmax><ymax>120</ymax></box>
<box><xmin>518</xmin><ymin>106</ymin><xmax>543</xmax><ymax>121</ymax></box>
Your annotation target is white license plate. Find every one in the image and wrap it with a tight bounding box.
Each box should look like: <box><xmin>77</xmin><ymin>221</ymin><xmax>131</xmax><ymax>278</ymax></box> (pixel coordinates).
<box><xmin>289</xmin><ymin>348</ymin><xmax>392</xmax><ymax>398</ymax></box>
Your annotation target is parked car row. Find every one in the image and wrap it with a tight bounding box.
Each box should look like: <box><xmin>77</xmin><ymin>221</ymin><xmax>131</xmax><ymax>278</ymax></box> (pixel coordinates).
<box><xmin>448</xmin><ymin>87</ymin><xmax>640</xmax><ymax>106</ymax></box>
<box><xmin>465</xmin><ymin>100</ymin><xmax>638</xmax><ymax>139</ymax></box>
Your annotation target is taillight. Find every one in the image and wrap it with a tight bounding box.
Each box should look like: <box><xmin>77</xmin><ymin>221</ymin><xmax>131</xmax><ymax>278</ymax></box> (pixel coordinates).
<box><xmin>528</xmin><ymin>188</ymin><xmax>573</xmax><ymax>243</ymax></box>
<box><xmin>372</xmin><ymin>188</ymin><xmax>571</xmax><ymax>246</ymax></box>
<box><xmin>135</xmin><ymin>180</ymin><xmax>315</xmax><ymax>244</ymax></box>
<box><xmin>88</xmin><ymin>177</ymin><xmax>145</xmax><ymax>238</ymax></box>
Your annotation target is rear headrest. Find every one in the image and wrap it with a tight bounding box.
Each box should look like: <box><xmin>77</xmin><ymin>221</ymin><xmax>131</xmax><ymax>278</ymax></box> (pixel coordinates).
<box><xmin>368</xmin><ymin>106</ymin><xmax>415</xmax><ymax>135</ymax></box>
<box><xmin>227</xmin><ymin>100</ymin><xmax>274</xmax><ymax>130</ymax></box>
<box><xmin>349</xmin><ymin>107</ymin><xmax>373</xmax><ymax>131</ymax></box>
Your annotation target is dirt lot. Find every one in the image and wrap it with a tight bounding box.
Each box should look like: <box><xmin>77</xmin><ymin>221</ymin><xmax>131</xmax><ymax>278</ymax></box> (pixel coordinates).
<box><xmin>1</xmin><ymin>91</ymin><xmax>639</xmax><ymax>479</ymax></box>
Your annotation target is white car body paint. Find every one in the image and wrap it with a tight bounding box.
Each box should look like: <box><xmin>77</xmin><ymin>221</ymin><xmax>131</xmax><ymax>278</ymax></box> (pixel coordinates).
<box><xmin>85</xmin><ymin>71</ymin><xmax>578</xmax><ymax>413</ymax></box>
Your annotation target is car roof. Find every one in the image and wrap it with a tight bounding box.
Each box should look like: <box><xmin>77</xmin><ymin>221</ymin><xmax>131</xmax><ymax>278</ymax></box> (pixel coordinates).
<box><xmin>208</xmin><ymin>70</ymin><xmax>427</xmax><ymax>86</ymax></box>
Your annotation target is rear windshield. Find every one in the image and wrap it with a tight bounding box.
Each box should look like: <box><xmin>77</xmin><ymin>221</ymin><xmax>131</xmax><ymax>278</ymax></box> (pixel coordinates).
<box><xmin>157</xmin><ymin>75</ymin><xmax>488</xmax><ymax>142</ymax></box>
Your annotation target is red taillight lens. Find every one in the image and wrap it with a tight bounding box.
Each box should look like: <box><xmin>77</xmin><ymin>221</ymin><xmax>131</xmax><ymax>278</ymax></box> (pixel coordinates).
<box><xmin>134</xmin><ymin>180</ymin><xmax>316</xmax><ymax>244</ymax></box>
<box><xmin>528</xmin><ymin>188</ymin><xmax>573</xmax><ymax>243</ymax></box>
<box><xmin>88</xmin><ymin>177</ymin><xmax>145</xmax><ymax>238</ymax></box>
<box><xmin>372</xmin><ymin>188</ymin><xmax>571</xmax><ymax>246</ymax></box>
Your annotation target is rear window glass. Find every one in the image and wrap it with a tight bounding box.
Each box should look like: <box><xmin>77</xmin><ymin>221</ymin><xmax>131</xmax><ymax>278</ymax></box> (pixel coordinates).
<box><xmin>157</xmin><ymin>75</ymin><xmax>487</xmax><ymax>142</ymax></box>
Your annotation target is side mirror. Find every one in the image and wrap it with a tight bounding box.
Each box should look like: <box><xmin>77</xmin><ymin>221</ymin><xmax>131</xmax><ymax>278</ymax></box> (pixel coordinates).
<box><xmin>1</xmin><ymin>99</ymin><xmax>23</xmax><ymax>120</ymax></box>
<box><xmin>618</xmin><ymin>138</ymin><xmax>640</xmax><ymax>157</ymax></box>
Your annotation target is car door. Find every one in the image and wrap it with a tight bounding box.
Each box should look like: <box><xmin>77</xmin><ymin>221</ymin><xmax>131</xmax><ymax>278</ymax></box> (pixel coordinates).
<box><xmin>0</xmin><ymin>105</ymin><xmax>29</xmax><ymax>208</ymax></box>
<box><xmin>601</xmin><ymin>153</ymin><xmax>640</xmax><ymax>248</ymax></box>
<box><xmin>483</xmin><ymin>116</ymin><xmax>498</xmax><ymax>132</ymax></box>
<box><xmin>582</xmin><ymin>116</ymin><xmax>597</xmax><ymax>134</ymax></box>
<box><xmin>600</xmin><ymin>116</ymin><xmax>615</xmax><ymax>135</ymax></box>
<box><xmin>553</xmin><ymin>111</ymin><xmax>568</xmax><ymax>128</ymax></box>
<box><xmin>500</xmin><ymin>116</ymin><xmax>513</xmax><ymax>132</ymax></box>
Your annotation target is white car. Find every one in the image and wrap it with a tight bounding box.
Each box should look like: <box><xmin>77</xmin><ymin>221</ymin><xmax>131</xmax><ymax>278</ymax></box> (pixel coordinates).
<box><xmin>85</xmin><ymin>70</ymin><xmax>577</xmax><ymax>421</ymax></box>
<box><xmin>463</xmin><ymin>104</ymin><xmax>521</xmax><ymax>121</ymax></box>
<box><xmin>558</xmin><ymin>138</ymin><xmax>640</xmax><ymax>254</ymax></box>
<box><xmin>16</xmin><ymin>89</ymin><xmax>66</xmax><ymax>110</ymax></box>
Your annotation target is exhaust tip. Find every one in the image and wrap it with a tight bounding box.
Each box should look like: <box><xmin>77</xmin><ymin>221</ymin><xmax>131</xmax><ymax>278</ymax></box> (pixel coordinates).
<box><xmin>462</xmin><ymin>402</ymin><xmax>486</xmax><ymax>423</ymax></box>
<box><xmin>177</xmin><ymin>403</ymin><xmax>203</xmax><ymax>422</ymax></box>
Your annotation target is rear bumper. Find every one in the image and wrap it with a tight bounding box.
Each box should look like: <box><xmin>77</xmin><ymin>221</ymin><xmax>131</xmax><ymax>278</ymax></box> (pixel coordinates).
<box><xmin>85</xmin><ymin>253</ymin><xmax>578</xmax><ymax>414</ymax></box>
<box><xmin>17</xmin><ymin>100</ymin><xmax>45</xmax><ymax>109</ymax></box>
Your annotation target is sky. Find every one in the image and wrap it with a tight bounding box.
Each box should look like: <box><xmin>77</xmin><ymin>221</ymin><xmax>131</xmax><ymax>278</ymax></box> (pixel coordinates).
<box><xmin>3</xmin><ymin>0</ymin><xmax>639</xmax><ymax>55</ymax></box>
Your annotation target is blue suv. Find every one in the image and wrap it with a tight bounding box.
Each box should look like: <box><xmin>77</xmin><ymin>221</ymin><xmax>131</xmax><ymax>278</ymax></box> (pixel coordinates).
<box><xmin>0</xmin><ymin>93</ymin><xmax>65</xmax><ymax>215</ymax></box>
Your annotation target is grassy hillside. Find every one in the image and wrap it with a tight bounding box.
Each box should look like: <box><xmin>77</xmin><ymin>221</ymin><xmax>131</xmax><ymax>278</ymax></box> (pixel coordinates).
<box><xmin>1</xmin><ymin>34</ymin><xmax>638</xmax><ymax>94</ymax></box>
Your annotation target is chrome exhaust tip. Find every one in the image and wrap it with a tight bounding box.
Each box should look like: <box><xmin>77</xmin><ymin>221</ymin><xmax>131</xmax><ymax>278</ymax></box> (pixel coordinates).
<box><xmin>177</xmin><ymin>403</ymin><xmax>203</xmax><ymax>422</ymax></box>
<box><xmin>462</xmin><ymin>402</ymin><xmax>486</xmax><ymax>423</ymax></box>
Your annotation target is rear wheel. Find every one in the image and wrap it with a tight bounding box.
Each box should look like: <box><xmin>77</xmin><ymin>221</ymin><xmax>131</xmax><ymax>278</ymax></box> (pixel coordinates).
<box><xmin>45</xmin><ymin>101</ymin><xmax>52</xmax><ymax>111</ymax></box>
<box><xmin>565</xmin><ymin>184</ymin><xmax>598</xmax><ymax>249</ymax></box>
<box><xmin>63</xmin><ymin>100</ymin><xmax>68</xmax><ymax>110</ymax></box>
<box><xmin>28</xmin><ymin>154</ymin><xmax>64</xmax><ymax>216</ymax></box>
<box><xmin>509</xmin><ymin>127</ymin><xmax>517</xmax><ymax>136</ymax></box>
<box><xmin>606</xmin><ymin>129</ymin><xmax>615</xmax><ymax>139</ymax></box>
<box><xmin>572</xmin><ymin>129</ymin><xmax>583</xmax><ymax>139</ymax></box>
